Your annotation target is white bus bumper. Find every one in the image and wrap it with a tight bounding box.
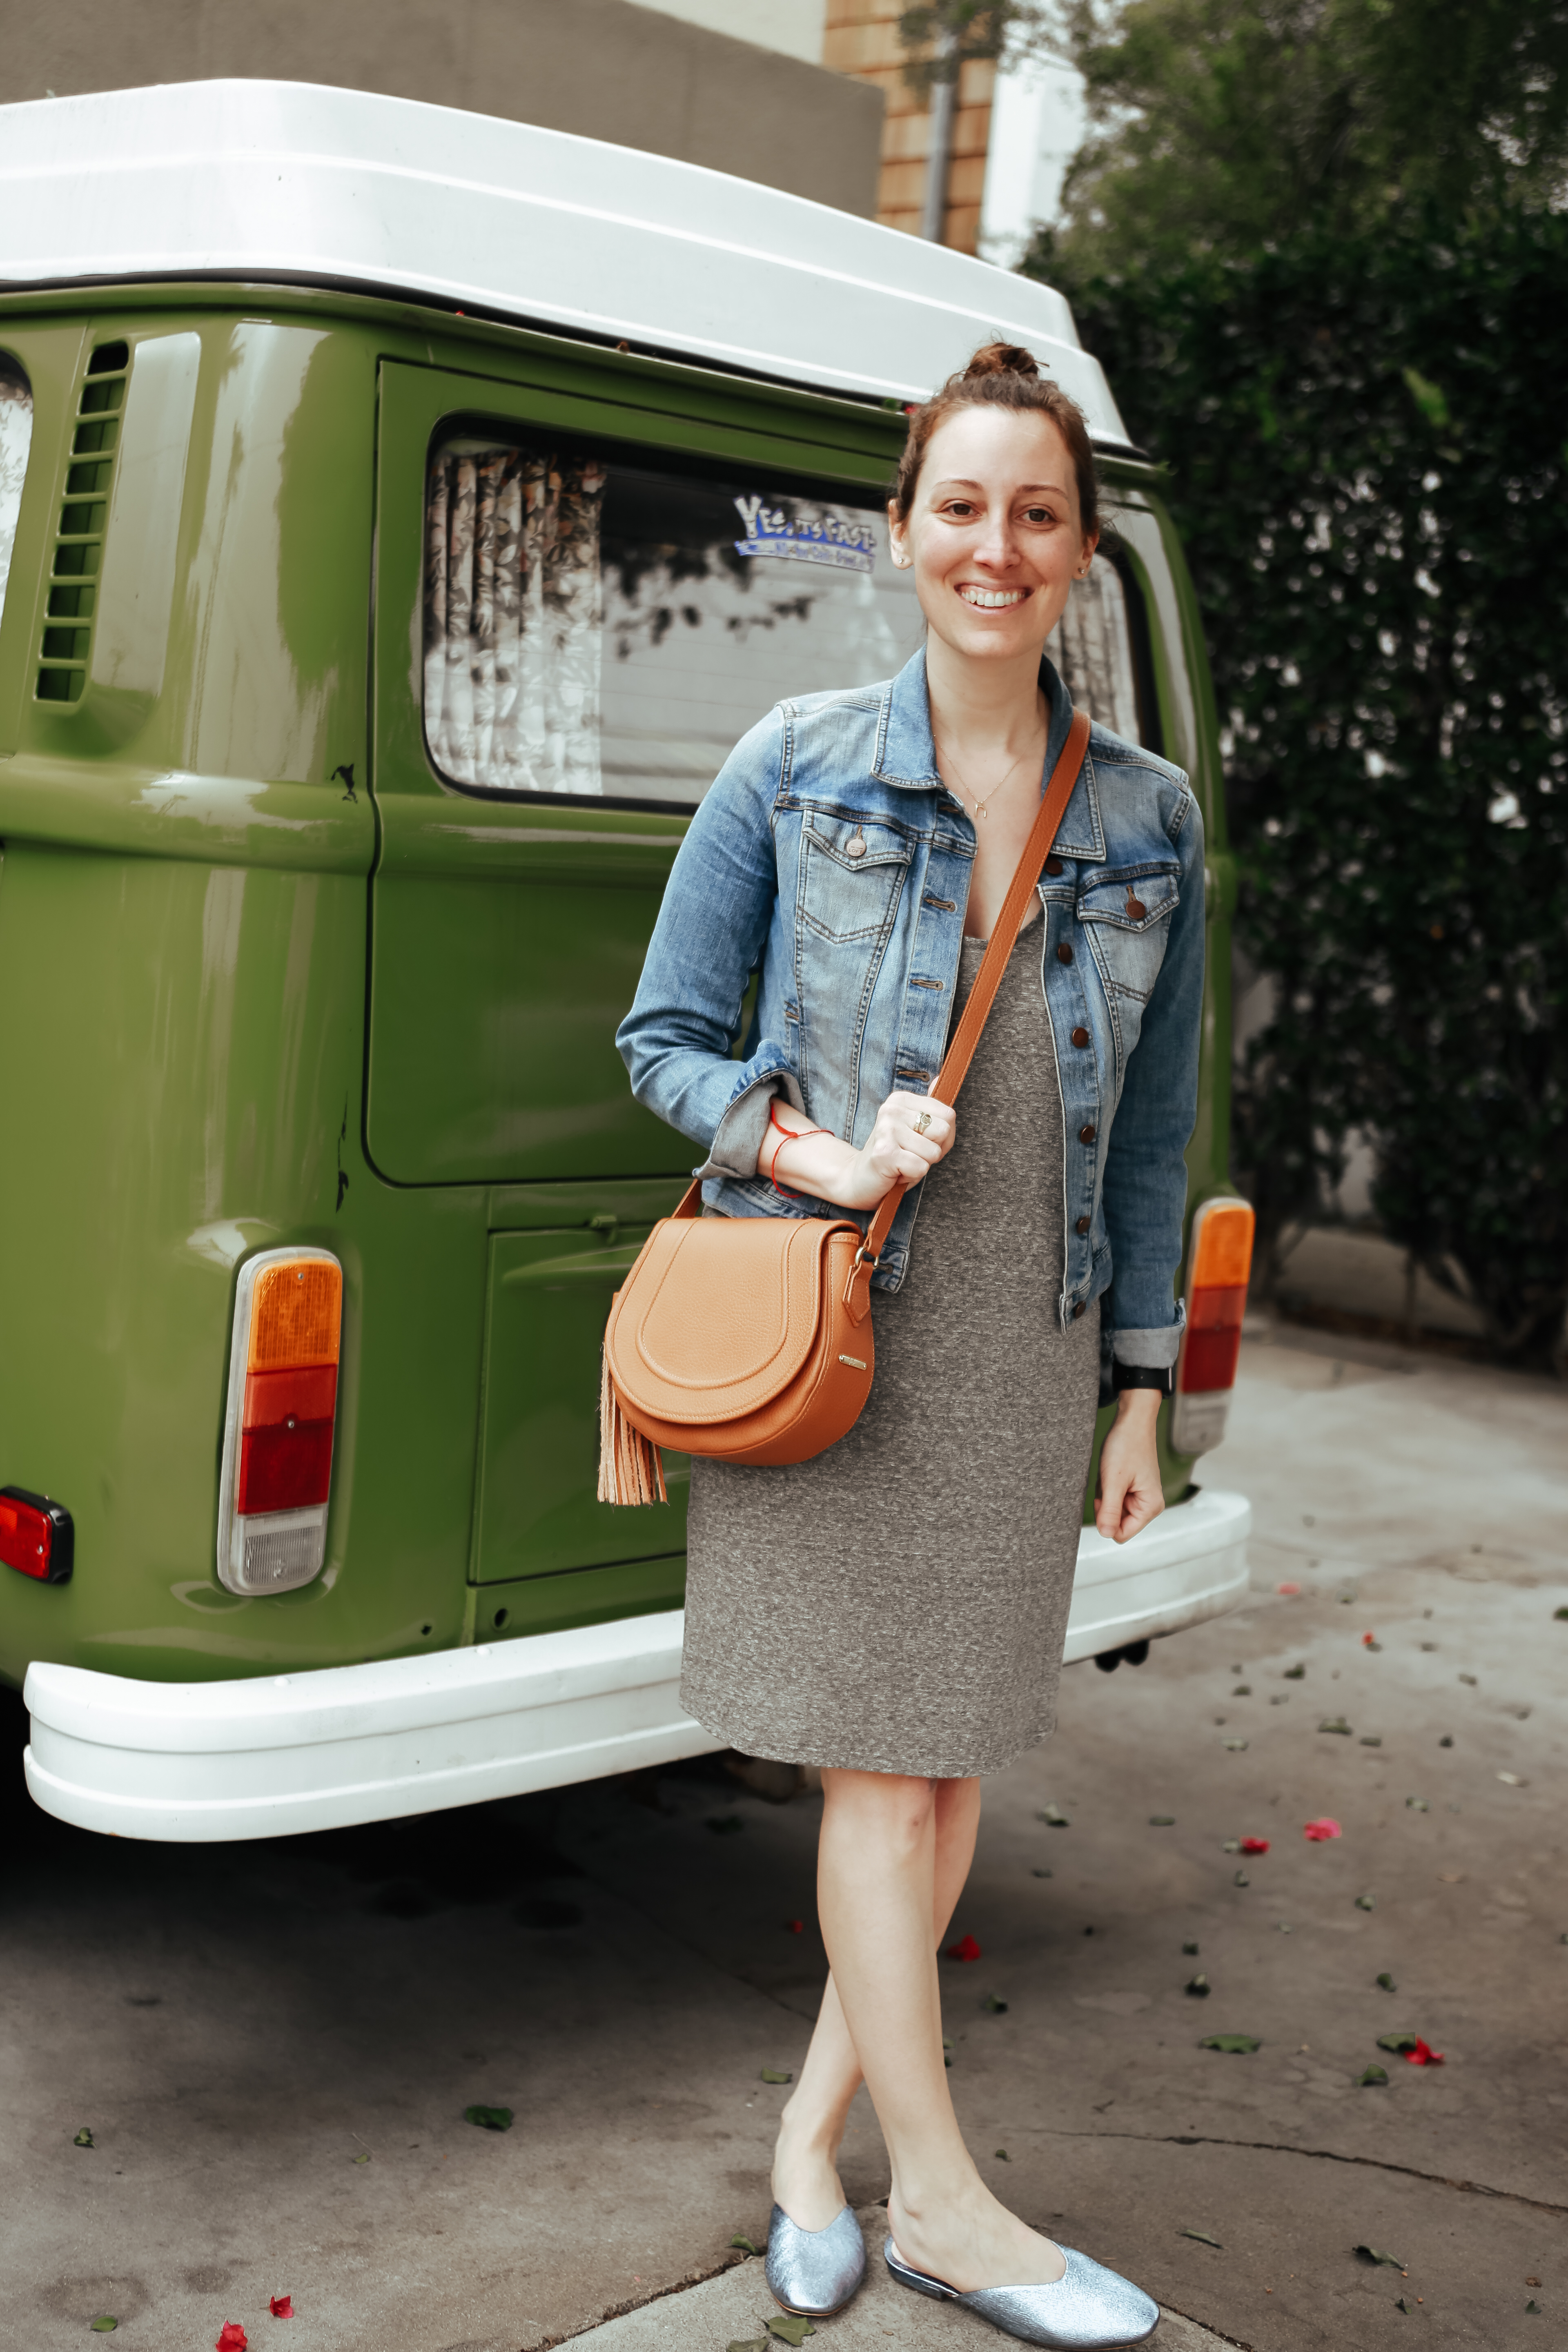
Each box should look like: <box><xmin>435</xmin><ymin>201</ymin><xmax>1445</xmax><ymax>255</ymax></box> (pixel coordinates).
<box><xmin>23</xmin><ymin>1488</ymin><xmax>1249</xmax><ymax>1841</ymax></box>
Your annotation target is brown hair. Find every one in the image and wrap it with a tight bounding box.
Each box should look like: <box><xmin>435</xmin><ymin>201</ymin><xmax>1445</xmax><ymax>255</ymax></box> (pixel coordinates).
<box><xmin>892</xmin><ymin>341</ymin><xmax>1099</xmax><ymax>537</ymax></box>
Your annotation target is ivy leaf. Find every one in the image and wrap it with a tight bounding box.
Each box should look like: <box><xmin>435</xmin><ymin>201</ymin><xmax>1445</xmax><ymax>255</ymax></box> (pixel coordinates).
<box><xmin>1200</xmin><ymin>2034</ymin><xmax>1261</xmax><ymax>2053</ymax></box>
<box><xmin>1376</xmin><ymin>1972</ymin><xmax>1396</xmax><ymax>1991</ymax></box>
<box><xmin>727</xmin><ymin>2338</ymin><xmax>770</xmax><ymax>2352</ymax></box>
<box><xmin>463</xmin><ymin>2104</ymin><xmax>513</xmax><ymax>2130</ymax></box>
<box><xmin>89</xmin><ymin>2323</ymin><xmax>118</xmax><ymax>2336</ymax></box>
<box><xmin>1186</xmin><ymin>1973</ymin><xmax>1211</xmax><ymax>1997</ymax></box>
<box><xmin>1356</xmin><ymin>1893</ymin><xmax>1376</xmax><ymax>1910</ymax></box>
<box><xmin>1355</xmin><ymin>2245</ymin><xmax>1404</xmax><ymax>2268</ymax></box>
<box><xmin>1319</xmin><ymin>1716</ymin><xmax>1353</xmax><ymax>1735</ymax></box>
<box><xmin>1037</xmin><ymin>1806</ymin><xmax>1071</xmax><ymax>1827</ymax></box>
<box><xmin>1283</xmin><ymin>1664</ymin><xmax>1306</xmax><ymax>1679</ymax></box>
<box><xmin>1357</xmin><ymin>2064</ymin><xmax>1390</xmax><ymax>2086</ymax></box>
<box><xmin>729</xmin><ymin>2236</ymin><xmax>759</xmax><ymax>2255</ymax></box>
<box><xmin>1377</xmin><ymin>2032</ymin><xmax>1421</xmax><ymax>2054</ymax></box>
<box><xmin>72</xmin><ymin>2127</ymin><xmax>95</xmax><ymax>2148</ymax></box>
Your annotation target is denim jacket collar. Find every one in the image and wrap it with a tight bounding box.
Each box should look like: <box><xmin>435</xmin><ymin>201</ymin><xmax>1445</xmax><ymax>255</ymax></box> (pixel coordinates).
<box><xmin>869</xmin><ymin>645</ymin><xmax>1103</xmax><ymax>859</ymax></box>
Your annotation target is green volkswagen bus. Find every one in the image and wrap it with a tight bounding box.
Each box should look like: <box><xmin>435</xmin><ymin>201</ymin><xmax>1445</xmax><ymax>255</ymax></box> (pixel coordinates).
<box><xmin>0</xmin><ymin>78</ymin><xmax>1252</xmax><ymax>1840</ymax></box>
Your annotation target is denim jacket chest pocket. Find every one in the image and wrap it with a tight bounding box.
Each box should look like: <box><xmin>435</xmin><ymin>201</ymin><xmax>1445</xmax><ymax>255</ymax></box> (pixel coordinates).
<box><xmin>793</xmin><ymin>815</ymin><xmax>914</xmax><ymax>1114</ymax></box>
<box><xmin>1076</xmin><ymin>860</ymin><xmax>1182</xmax><ymax>1069</ymax></box>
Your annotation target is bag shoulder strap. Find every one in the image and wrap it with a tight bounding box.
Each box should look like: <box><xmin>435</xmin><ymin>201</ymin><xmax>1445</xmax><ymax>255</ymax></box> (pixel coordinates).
<box><xmin>845</xmin><ymin>704</ymin><xmax>1091</xmax><ymax>1314</ymax></box>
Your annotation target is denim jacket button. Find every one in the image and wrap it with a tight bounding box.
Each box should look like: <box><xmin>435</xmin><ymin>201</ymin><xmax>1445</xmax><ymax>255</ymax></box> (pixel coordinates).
<box><xmin>1056</xmin><ymin>941</ymin><xmax>1074</xmax><ymax>964</ymax></box>
<box><xmin>846</xmin><ymin>832</ymin><xmax>866</xmax><ymax>858</ymax></box>
<box><xmin>1044</xmin><ymin>855</ymin><xmax>1064</xmax><ymax>876</ymax></box>
<box><xmin>1071</xmin><ymin>1301</ymin><xmax>1086</xmax><ymax>1319</ymax></box>
<box><xmin>1076</xmin><ymin>1214</ymin><xmax>1091</xmax><ymax>1235</ymax></box>
<box><xmin>1071</xmin><ymin>1025</ymin><xmax>1090</xmax><ymax>1047</ymax></box>
<box><xmin>1079</xmin><ymin>1123</ymin><xmax>1097</xmax><ymax>1144</ymax></box>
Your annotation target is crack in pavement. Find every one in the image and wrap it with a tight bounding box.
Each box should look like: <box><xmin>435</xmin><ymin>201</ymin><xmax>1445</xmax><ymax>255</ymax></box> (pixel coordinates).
<box><xmin>1037</xmin><ymin>2128</ymin><xmax>1568</xmax><ymax>2218</ymax></box>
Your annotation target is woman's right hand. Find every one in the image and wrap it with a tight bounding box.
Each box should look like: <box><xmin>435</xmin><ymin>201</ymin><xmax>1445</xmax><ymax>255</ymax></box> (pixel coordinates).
<box><xmin>768</xmin><ymin>1091</ymin><xmax>957</xmax><ymax>1212</ymax></box>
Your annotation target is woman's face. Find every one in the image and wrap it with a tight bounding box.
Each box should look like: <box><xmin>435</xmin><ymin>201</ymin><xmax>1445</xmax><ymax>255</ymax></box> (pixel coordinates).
<box><xmin>888</xmin><ymin>405</ymin><xmax>1097</xmax><ymax>668</ymax></box>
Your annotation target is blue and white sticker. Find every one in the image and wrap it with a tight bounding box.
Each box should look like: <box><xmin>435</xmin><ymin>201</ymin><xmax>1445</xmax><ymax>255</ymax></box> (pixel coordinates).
<box><xmin>733</xmin><ymin>494</ymin><xmax>876</xmax><ymax>575</ymax></box>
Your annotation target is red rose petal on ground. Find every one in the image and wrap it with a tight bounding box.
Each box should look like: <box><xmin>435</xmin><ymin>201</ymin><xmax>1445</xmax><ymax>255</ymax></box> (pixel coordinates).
<box><xmin>216</xmin><ymin>2328</ymin><xmax>249</xmax><ymax>2352</ymax></box>
<box><xmin>785</xmin><ymin>1920</ymin><xmax>803</xmax><ymax>1935</ymax></box>
<box><xmin>270</xmin><ymin>2294</ymin><xmax>295</xmax><ymax>2318</ymax></box>
<box><xmin>1405</xmin><ymin>2038</ymin><xmax>1445</xmax><ymax>2066</ymax></box>
<box><xmin>1277</xmin><ymin>1581</ymin><xmax>1301</xmax><ymax>1595</ymax></box>
<box><xmin>945</xmin><ymin>1933</ymin><xmax>982</xmax><ymax>1962</ymax></box>
<box><xmin>1362</xmin><ymin>1630</ymin><xmax>1377</xmax><ymax>1647</ymax></box>
<box><xmin>1240</xmin><ymin>1838</ymin><xmax>1271</xmax><ymax>1855</ymax></box>
<box><xmin>1303</xmin><ymin>1817</ymin><xmax>1343</xmax><ymax>1841</ymax></box>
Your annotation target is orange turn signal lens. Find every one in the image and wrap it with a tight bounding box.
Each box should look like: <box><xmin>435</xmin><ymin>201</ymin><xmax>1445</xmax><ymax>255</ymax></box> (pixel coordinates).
<box><xmin>1179</xmin><ymin>1196</ymin><xmax>1256</xmax><ymax>1396</ymax></box>
<box><xmin>248</xmin><ymin>1258</ymin><xmax>342</xmax><ymax>1370</ymax></box>
<box><xmin>1189</xmin><ymin>1197</ymin><xmax>1256</xmax><ymax>1291</ymax></box>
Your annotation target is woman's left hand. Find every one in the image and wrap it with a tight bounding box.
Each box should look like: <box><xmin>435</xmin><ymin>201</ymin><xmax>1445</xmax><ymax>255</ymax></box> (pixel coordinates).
<box><xmin>1095</xmin><ymin>1389</ymin><xmax>1166</xmax><ymax>1544</ymax></box>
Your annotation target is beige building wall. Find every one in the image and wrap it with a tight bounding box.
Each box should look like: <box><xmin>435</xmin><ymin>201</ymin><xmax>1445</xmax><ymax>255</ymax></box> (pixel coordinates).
<box><xmin>628</xmin><ymin>0</ymin><xmax>829</xmax><ymax>66</ymax></box>
<box><xmin>1</xmin><ymin>0</ymin><xmax>884</xmax><ymax>218</ymax></box>
<box><xmin>824</xmin><ymin>0</ymin><xmax>996</xmax><ymax>252</ymax></box>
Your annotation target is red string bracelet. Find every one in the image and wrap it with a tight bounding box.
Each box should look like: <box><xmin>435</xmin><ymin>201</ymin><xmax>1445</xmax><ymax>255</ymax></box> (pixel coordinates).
<box><xmin>768</xmin><ymin>1098</ymin><xmax>830</xmax><ymax>1197</ymax></box>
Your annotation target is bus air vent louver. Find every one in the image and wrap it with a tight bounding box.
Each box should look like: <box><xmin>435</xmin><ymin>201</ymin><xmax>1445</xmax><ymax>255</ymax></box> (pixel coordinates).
<box><xmin>35</xmin><ymin>339</ymin><xmax>129</xmax><ymax>704</ymax></box>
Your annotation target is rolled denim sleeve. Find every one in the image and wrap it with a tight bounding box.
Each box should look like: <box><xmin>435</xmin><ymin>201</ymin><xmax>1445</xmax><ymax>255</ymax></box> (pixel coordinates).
<box><xmin>616</xmin><ymin>710</ymin><xmax>797</xmax><ymax>1177</ymax></box>
<box><xmin>1101</xmin><ymin>797</ymin><xmax>1206</xmax><ymax>1365</ymax></box>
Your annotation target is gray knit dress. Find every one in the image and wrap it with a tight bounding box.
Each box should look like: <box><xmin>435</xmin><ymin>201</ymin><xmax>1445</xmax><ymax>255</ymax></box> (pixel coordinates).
<box><xmin>679</xmin><ymin>916</ymin><xmax>1103</xmax><ymax>1779</ymax></box>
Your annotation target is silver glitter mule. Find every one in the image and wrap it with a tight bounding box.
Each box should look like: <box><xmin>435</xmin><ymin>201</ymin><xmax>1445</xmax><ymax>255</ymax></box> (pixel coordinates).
<box><xmin>765</xmin><ymin>2201</ymin><xmax>867</xmax><ymax>2316</ymax></box>
<box><xmin>884</xmin><ymin>2237</ymin><xmax>1158</xmax><ymax>2349</ymax></box>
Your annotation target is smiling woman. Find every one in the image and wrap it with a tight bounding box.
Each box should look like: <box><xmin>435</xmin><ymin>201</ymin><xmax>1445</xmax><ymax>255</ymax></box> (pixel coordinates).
<box><xmin>613</xmin><ymin>342</ymin><xmax>1200</xmax><ymax>2347</ymax></box>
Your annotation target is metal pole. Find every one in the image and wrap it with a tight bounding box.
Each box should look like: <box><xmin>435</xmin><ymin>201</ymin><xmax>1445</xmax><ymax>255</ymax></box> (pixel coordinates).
<box><xmin>919</xmin><ymin>36</ymin><xmax>958</xmax><ymax>243</ymax></box>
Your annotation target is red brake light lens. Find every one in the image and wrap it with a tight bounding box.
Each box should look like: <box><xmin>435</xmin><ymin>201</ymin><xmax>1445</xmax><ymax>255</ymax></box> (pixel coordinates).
<box><xmin>236</xmin><ymin>1263</ymin><xmax>342</xmax><ymax>1518</ymax></box>
<box><xmin>1178</xmin><ymin>1199</ymin><xmax>1256</xmax><ymax>1395</ymax></box>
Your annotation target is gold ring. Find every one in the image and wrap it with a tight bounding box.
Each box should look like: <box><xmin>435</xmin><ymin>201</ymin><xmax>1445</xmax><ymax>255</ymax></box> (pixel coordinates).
<box><xmin>915</xmin><ymin>1110</ymin><xmax>932</xmax><ymax>1136</ymax></box>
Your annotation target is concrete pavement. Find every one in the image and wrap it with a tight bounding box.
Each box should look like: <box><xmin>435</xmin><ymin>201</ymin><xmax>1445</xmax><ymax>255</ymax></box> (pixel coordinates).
<box><xmin>4</xmin><ymin>1315</ymin><xmax>1566</xmax><ymax>2352</ymax></box>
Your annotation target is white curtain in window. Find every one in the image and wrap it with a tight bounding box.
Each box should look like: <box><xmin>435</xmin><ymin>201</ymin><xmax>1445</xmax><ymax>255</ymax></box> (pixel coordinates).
<box><xmin>1049</xmin><ymin>552</ymin><xmax>1143</xmax><ymax>746</ymax></box>
<box><xmin>424</xmin><ymin>445</ymin><xmax>608</xmax><ymax>794</ymax></box>
<box><xmin>0</xmin><ymin>361</ymin><xmax>33</xmax><ymax>635</ymax></box>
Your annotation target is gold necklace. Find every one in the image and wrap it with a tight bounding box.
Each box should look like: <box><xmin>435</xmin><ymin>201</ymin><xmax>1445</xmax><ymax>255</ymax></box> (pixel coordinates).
<box><xmin>935</xmin><ymin>729</ymin><xmax>1046</xmax><ymax>821</ymax></box>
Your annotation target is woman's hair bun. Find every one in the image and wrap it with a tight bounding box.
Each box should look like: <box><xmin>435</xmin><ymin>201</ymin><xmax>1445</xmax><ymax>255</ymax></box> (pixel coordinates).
<box><xmin>963</xmin><ymin>341</ymin><xmax>1040</xmax><ymax>382</ymax></box>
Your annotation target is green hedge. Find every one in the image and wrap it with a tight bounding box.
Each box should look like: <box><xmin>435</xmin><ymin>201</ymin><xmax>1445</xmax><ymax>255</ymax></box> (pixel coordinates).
<box><xmin>1041</xmin><ymin>209</ymin><xmax>1568</xmax><ymax>1363</ymax></box>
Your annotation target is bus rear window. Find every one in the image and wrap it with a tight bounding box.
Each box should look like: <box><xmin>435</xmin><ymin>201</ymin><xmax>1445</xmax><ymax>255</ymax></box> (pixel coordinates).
<box><xmin>0</xmin><ymin>355</ymin><xmax>34</xmax><ymax>642</ymax></box>
<box><xmin>421</xmin><ymin>434</ymin><xmax>1160</xmax><ymax>808</ymax></box>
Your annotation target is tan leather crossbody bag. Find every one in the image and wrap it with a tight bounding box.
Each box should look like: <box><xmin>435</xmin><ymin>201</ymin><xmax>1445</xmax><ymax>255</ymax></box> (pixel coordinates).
<box><xmin>597</xmin><ymin>709</ymin><xmax>1092</xmax><ymax>1504</ymax></box>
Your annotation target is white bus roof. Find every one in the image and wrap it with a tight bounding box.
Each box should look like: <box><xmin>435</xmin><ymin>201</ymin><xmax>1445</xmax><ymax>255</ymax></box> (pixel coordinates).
<box><xmin>0</xmin><ymin>79</ymin><xmax>1134</xmax><ymax>447</ymax></box>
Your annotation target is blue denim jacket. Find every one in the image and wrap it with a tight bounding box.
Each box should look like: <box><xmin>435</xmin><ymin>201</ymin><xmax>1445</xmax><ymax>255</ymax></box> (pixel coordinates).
<box><xmin>617</xmin><ymin>646</ymin><xmax>1204</xmax><ymax>1367</ymax></box>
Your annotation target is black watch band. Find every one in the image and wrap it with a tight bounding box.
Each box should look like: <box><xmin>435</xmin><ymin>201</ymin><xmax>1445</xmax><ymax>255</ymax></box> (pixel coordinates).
<box><xmin>1111</xmin><ymin>1363</ymin><xmax>1174</xmax><ymax>1398</ymax></box>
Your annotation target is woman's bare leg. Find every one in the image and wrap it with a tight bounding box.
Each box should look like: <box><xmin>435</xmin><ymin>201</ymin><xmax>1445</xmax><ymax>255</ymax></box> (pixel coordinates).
<box><xmin>771</xmin><ymin>1775</ymin><xmax>979</xmax><ymax>2229</ymax></box>
<box><xmin>807</xmin><ymin>1767</ymin><xmax>1067</xmax><ymax>2290</ymax></box>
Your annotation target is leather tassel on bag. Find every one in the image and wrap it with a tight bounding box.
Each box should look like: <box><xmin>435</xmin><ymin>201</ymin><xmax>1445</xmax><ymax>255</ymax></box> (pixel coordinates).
<box><xmin>598</xmin><ymin>1343</ymin><xmax>668</xmax><ymax>1506</ymax></box>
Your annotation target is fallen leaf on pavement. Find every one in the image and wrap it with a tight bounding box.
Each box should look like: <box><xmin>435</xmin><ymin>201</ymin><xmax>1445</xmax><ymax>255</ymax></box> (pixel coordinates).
<box><xmin>1363</xmin><ymin>1633</ymin><xmax>1382</xmax><ymax>1650</ymax></box>
<box><xmin>1526</xmin><ymin>2299</ymin><xmax>1543</xmax><ymax>2314</ymax></box>
<box><xmin>1405</xmin><ymin>2038</ymin><xmax>1444</xmax><ymax>2066</ymax></box>
<box><xmin>1406</xmin><ymin>1797</ymin><xmax>1430</xmax><ymax>1811</ymax></box>
<box><xmin>89</xmin><ymin>2323</ymin><xmax>116</xmax><ymax>2336</ymax></box>
<box><xmin>1186</xmin><ymin>1975</ymin><xmax>1211</xmax><ymax>1997</ymax></box>
<box><xmin>1319</xmin><ymin>1717</ymin><xmax>1353</xmax><ymax>1735</ymax></box>
<box><xmin>269</xmin><ymin>2296</ymin><xmax>294</xmax><ymax>2319</ymax></box>
<box><xmin>1221</xmin><ymin>1738</ymin><xmax>1249</xmax><ymax>1751</ymax></box>
<box><xmin>1277</xmin><ymin>1583</ymin><xmax>1301</xmax><ymax>1597</ymax></box>
<box><xmin>727</xmin><ymin>2337</ymin><xmax>769</xmax><ymax>2352</ymax></box>
<box><xmin>1234</xmin><ymin>1870</ymin><xmax>1250</xmax><ymax>1887</ymax></box>
<box><xmin>1284</xmin><ymin>1663</ymin><xmax>1306</xmax><ymax>1678</ymax></box>
<box><xmin>1149</xmin><ymin>1815</ymin><xmax>1176</xmax><ymax>1826</ymax></box>
<box><xmin>1438</xmin><ymin>1872</ymin><xmax>1465</xmax><ymax>1884</ymax></box>
<box><xmin>1498</xmin><ymin>1772</ymin><xmax>1528</xmax><ymax>1787</ymax></box>
<box><xmin>766</xmin><ymin>2313</ymin><xmax>816</xmax><ymax>2344</ymax></box>
<box><xmin>1555</xmin><ymin>1608</ymin><xmax>1568</xmax><ymax>1622</ymax></box>
<box><xmin>463</xmin><ymin>2105</ymin><xmax>513</xmax><ymax>2131</ymax></box>
<box><xmin>1357</xmin><ymin>2065</ymin><xmax>1389</xmax><ymax>2086</ymax></box>
<box><xmin>73</xmin><ymin>2128</ymin><xmax>94</xmax><ymax>2148</ymax></box>
<box><xmin>1376</xmin><ymin>1973</ymin><xmax>1396</xmax><ymax>1991</ymax></box>
<box><xmin>945</xmin><ymin>1933</ymin><xmax>982</xmax><ymax>1962</ymax></box>
<box><xmin>730</xmin><ymin>2236</ymin><xmax>759</xmax><ymax>2254</ymax></box>
<box><xmin>1354</xmin><ymin>2246</ymin><xmax>1404</xmax><ymax>2268</ymax></box>
<box><xmin>760</xmin><ymin>2068</ymin><xmax>793</xmax><ymax>2084</ymax></box>
<box><xmin>1232</xmin><ymin>1684</ymin><xmax>1252</xmax><ymax>1695</ymax></box>
<box><xmin>983</xmin><ymin>1993</ymin><xmax>1008</xmax><ymax>2012</ymax></box>
<box><xmin>1031</xmin><ymin>1867</ymin><xmax>1053</xmax><ymax>1878</ymax></box>
<box><xmin>1200</xmin><ymin>2035</ymin><xmax>1261</xmax><ymax>2054</ymax></box>
<box><xmin>1360</xmin><ymin>1736</ymin><xmax>1383</xmax><ymax>1747</ymax></box>
<box><xmin>1396</xmin><ymin>2296</ymin><xmax>1414</xmax><ymax>2312</ymax></box>
<box><xmin>1037</xmin><ymin>1806</ymin><xmax>1070</xmax><ymax>1827</ymax></box>
<box><xmin>994</xmin><ymin>2147</ymin><xmax>1009</xmax><ymax>2159</ymax></box>
<box><xmin>1179</xmin><ymin>2229</ymin><xmax>1223</xmax><ymax>2247</ymax></box>
<box><xmin>1459</xmin><ymin>1673</ymin><xmax>1477</xmax><ymax>1686</ymax></box>
<box><xmin>1222</xmin><ymin>1839</ymin><xmax>1242</xmax><ymax>1853</ymax></box>
<box><xmin>352</xmin><ymin>2153</ymin><xmax>370</xmax><ymax>2164</ymax></box>
<box><xmin>1378</xmin><ymin>2033</ymin><xmax>1421</xmax><ymax>2054</ymax></box>
<box><xmin>1183</xmin><ymin>1941</ymin><xmax>1200</xmax><ymax>1955</ymax></box>
<box><xmin>1241</xmin><ymin>1837</ymin><xmax>1270</xmax><ymax>1854</ymax></box>
<box><xmin>1356</xmin><ymin>1893</ymin><xmax>1376</xmax><ymax>1910</ymax></box>
<box><xmin>1304</xmin><ymin>1818</ymin><xmax>1343</xmax><ymax>1841</ymax></box>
